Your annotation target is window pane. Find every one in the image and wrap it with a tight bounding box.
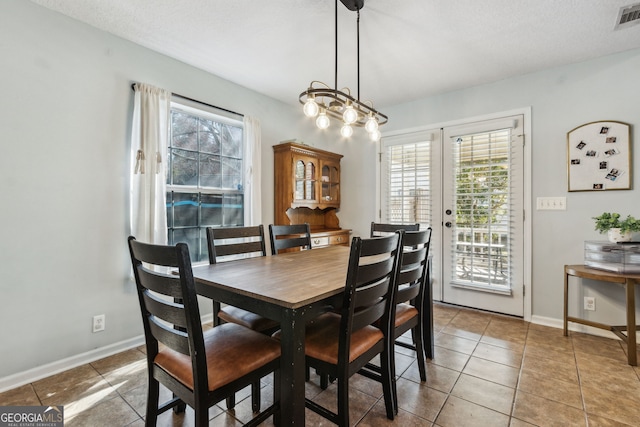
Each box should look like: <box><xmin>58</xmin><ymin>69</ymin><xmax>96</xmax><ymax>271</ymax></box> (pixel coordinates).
<box><xmin>222</xmin><ymin>157</ymin><xmax>242</xmax><ymax>189</ymax></box>
<box><xmin>221</xmin><ymin>124</ymin><xmax>242</xmax><ymax>158</ymax></box>
<box><xmin>172</xmin><ymin>193</ymin><xmax>198</xmax><ymax>227</ymax></box>
<box><xmin>223</xmin><ymin>194</ymin><xmax>243</xmax><ymax>226</ymax></box>
<box><xmin>200</xmin><ymin>153</ymin><xmax>221</xmax><ymax>188</ymax></box>
<box><xmin>171</xmin><ymin>112</ymin><xmax>198</xmax><ymax>150</ymax></box>
<box><xmin>171</xmin><ymin>149</ymin><xmax>198</xmax><ymax>185</ymax></box>
<box><xmin>199</xmin><ymin>118</ymin><xmax>220</xmax><ymax>154</ymax></box>
<box><xmin>201</xmin><ymin>193</ymin><xmax>222</xmax><ymax>226</ymax></box>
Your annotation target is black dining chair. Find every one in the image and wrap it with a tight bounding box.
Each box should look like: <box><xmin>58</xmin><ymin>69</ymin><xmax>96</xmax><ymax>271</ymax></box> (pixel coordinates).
<box><xmin>206</xmin><ymin>225</ymin><xmax>279</xmax><ymax>412</ymax></box>
<box><xmin>206</xmin><ymin>225</ymin><xmax>279</xmax><ymax>332</ymax></box>
<box><xmin>268</xmin><ymin>223</ymin><xmax>312</xmax><ymax>255</ymax></box>
<box><xmin>371</xmin><ymin>221</ymin><xmax>420</xmax><ymax>237</ymax></box>
<box><xmin>127</xmin><ymin>236</ymin><xmax>281</xmax><ymax>427</ymax></box>
<box><xmin>360</xmin><ymin>227</ymin><xmax>433</xmax><ymax>413</ymax></box>
<box><xmin>274</xmin><ymin>232</ymin><xmax>402</xmax><ymax>426</ymax></box>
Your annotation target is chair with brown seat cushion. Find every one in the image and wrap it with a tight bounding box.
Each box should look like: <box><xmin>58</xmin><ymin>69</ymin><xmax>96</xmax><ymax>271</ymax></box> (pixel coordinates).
<box><xmin>127</xmin><ymin>236</ymin><xmax>280</xmax><ymax>427</ymax></box>
<box><xmin>206</xmin><ymin>225</ymin><xmax>279</xmax><ymax>332</ymax></box>
<box><xmin>360</xmin><ymin>227</ymin><xmax>433</xmax><ymax>413</ymax></box>
<box><xmin>371</xmin><ymin>221</ymin><xmax>420</xmax><ymax>237</ymax></box>
<box><xmin>274</xmin><ymin>232</ymin><xmax>402</xmax><ymax>426</ymax></box>
<box><xmin>206</xmin><ymin>225</ymin><xmax>279</xmax><ymax>411</ymax></box>
<box><xmin>268</xmin><ymin>223</ymin><xmax>312</xmax><ymax>255</ymax></box>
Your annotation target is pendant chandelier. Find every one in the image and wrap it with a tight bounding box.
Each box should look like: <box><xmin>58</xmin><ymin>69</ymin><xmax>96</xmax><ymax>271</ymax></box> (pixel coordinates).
<box><xmin>299</xmin><ymin>0</ymin><xmax>387</xmax><ymax>140</ymax></box>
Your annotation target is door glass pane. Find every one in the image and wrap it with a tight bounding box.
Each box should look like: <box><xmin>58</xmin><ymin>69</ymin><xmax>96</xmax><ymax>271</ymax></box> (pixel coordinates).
<box><xmin>451</xmin><ymin>130</ymin><xmax>510</xmax><ymax>288</ymax></box>
<box><xmin>384</xmin><ymin>142</ymin><xmax>431</xmax><ymax>225</ymax></box>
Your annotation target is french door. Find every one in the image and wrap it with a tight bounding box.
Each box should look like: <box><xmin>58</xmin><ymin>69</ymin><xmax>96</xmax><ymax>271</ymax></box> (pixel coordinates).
<box><xmin>380</xmin><ymin>114</ymin><xmax>525</xmax><ymax>316</ymax></box>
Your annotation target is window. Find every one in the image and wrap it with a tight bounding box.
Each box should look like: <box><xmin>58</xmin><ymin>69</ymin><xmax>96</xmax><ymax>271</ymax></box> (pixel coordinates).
<box><xmin>166</xmin><ymin>102</ymin><xmax>244</xmax><ymax>262</ymax></box>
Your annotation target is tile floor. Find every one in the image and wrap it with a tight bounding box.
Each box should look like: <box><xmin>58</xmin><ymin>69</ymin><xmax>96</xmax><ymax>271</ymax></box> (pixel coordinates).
<box><xmin>2</xmin><ymin>303</ymin><xmax>640</xmax><ymax>426</ymax></box>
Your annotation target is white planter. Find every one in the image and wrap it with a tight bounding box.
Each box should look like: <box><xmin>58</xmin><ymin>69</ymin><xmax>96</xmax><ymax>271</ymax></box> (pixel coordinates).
<box><xmin>607</xmin><ymin>228</ymin><xmax>636</xmax><ymax>243</ymax></box>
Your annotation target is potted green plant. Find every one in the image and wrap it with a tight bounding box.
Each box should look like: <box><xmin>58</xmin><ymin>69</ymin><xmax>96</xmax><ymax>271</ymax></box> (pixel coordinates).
<box><xmin>593</xmin><ymin>212</ymin><xmax>640</xmax><ymax>242</ymax></box>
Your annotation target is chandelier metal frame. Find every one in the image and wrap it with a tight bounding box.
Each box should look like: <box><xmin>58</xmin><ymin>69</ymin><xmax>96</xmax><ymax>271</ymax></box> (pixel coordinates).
<box><xmin>299</xmin><ymin>0</ymin><xmax>387</xmax><ymax>137</ymax></box>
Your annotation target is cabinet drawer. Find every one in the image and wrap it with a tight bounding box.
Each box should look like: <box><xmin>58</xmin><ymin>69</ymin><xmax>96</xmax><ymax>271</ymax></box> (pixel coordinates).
<box><xmin>330</xmin><ymin>234</ymin><xmax>349</xmax><ymax>246</ymax></box>
<box><xmin>311</xmin><ymin>236</ymin><xmax>330</xmax><ymax>247</ymax></box>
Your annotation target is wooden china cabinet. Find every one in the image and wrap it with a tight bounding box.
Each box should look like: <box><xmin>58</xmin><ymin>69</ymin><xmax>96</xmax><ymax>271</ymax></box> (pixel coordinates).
<box><xmin>273</xmin><ymin>142</ymin><xmax>350</xmax><ymax>248</ymax></box>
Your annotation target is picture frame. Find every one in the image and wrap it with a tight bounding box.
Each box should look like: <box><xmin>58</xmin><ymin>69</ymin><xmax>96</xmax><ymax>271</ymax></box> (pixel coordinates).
<box><xmin>567</xmin><ymin>120</ymin><xmax>631</xmax><ymax>191</ymax></box>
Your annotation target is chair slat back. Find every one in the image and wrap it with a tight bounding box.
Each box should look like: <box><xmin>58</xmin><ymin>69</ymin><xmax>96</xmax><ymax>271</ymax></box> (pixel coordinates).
<box><xmin>396</xmin><ymin>228</ymin><xmax>432</xmax><ymax>304</ymax></box>
<box><xmin>370</xmin><ymin>222</ymin><xmax>419</xmax><ymax>237</ymax></box>
<box><xmin>128</xmin><ymin>237</ymin><xmax>205</xmax><ymax>361</ymax></box>
<box><xmin>341</xmin><ymin>232</ymin><xmax>402</xmax><ymax>338</ymax></box>
<box><xmin>269</xmin><ymin>224</ymin><xmax>312</xmax><ymax>254</ymax></box>
<box><xmin>207</xmin><ymin>225</ymin><xmax>267</xmax><ymax>264</ymax></box>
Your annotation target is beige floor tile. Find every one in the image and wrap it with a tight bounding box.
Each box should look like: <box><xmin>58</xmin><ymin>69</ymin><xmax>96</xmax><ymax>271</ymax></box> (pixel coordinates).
<box><xmin>581</xmin><ymin>384</ymin><xmax>640</xmax><ymax>426</ymax></box>
<box><xmin>0</xmin><ymin>383</ymin><xmax>41</xmax><ymax>405</ymax></box>
<box><xmin>358</xmin><ymin>399</ymin><xmax>433</xmax><ymax>426</ymax></box>
<box><xmin>428</xmin><ymin>346</ymin><xmax>470</xmax><ymax>372</ymax></box>
<box><xmin>403</xmin><ymin>361</ymin><xmax>460</xmax><ymax>393</ymax></box>
<box><xmin>587</xmin><ymin>413</ymin><xmax>638</xmax><ymax>427</ymax></box>
<box><xmin>512</xmin><ymin>390</ymin><xmax>587</xmax><ymax>427</ymax></box>
<box><xmin>517</xmin><ymin>369</ymin><xmax>583</xmax><ymax>409</ymax></box>
<box><xmin>509</xmin><ymin>418</ymin><xmax>537</xmax><ymax>426</ymax></box>
<box><xmin>435</xmin><ymin>395</ymin><xmax>510</xmax><ymax>427</ymax></box>
<box><xmin>450</xmin><ymin>373</ymin><xmax>515</xmax><ymax>415</ymax></box>
<box><xmin>64</xmin><ymin>395</ymin><xmax>140</xmax><ymax>427</ymax></box>
<box><xmin>472</xmin><ymin>342</ymin><xmax>523</xmax><ymax>368</ymax></box>
<box><xmin>480</xmin><ymin>331</ymin><xmax>527</xmax><ymax>353</ymax></box>
<box><xmin>90</xmin><ymin>349</ymin><xmax>146</xmax><ymax>375</ymax></box>
<box><xmin>435</xmin><ymin>332</ymin><xmax>479</xmax><ymax>354</ymax></box>
<box><xmin>462</xmin><ymin>356</ymin><xmax>520</xmax><ymax>388</ymax></box>
<box><xmin>520</xmin><ymin>352</ymin><xmax>579</xmax><ymax>384</ymax></box>
<box><xmin>395</xmin><ymin>378</ymin><xmax>447</xmax><ymax>422</ymax></box>
<box><xmin>308</xmin><ymin>382</ymin><xmax>378</xmax><ymax>426</ymax></box>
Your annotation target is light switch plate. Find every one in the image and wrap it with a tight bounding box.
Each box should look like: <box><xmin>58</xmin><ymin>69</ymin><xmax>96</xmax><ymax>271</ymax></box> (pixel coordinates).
<box><xmin>536</xmin><ymin>197</ymin><xmax>566</xmax><ymax>210</ymax></box>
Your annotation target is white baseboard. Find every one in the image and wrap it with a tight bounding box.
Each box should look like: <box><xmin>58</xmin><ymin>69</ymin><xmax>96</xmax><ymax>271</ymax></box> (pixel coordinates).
<box><xmin>0</xmin><ymin>313</ymin><xmax>214</xmax><ymax>394</ymax></box>
<box><xmin>530</xmin><ymin>315</ymin><xmax>640</xmax><ymax>341</ymax></box>
<box><xmin>0</xmin><ymin>335</ymin><xmax>144</xmax><ymax>393</ymax></box>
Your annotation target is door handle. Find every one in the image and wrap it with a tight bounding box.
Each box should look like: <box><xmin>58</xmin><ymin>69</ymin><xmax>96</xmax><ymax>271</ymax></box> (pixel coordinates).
<box><xmin>445</xmin><ymin>221</ymin><xmax>453</xmax><ymax>228</ymax></box>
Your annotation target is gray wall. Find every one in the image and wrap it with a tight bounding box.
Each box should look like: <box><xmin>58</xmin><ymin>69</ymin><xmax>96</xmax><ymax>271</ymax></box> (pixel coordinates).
<box><xmin>368</xmin><ymin>49</ymin><xmax>640</xmax><ymax>328</ymax></box>
<box><xmin>2</xmin><ymin>0</ymin><xmax>639</xmax><ymax>386</ymax></box>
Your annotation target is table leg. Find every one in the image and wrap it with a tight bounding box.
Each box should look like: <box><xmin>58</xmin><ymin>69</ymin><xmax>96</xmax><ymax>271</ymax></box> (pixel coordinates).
<box><xmin>424</xmin><ymin>259</ymin><xmax>435</xmax><ymax>359</ymax></box>
<box><xmin>279</xmin><ymin>308</ymin><xmax>306</xmax><ymax>426</ymax></box>
<box><xmin>563</xmin><ymin>270</ymin><xmax>569</xmax><ymax>337</ymax></box>
<box><xmin>625</xmin><ymin>279</ymin><xmax>637</xmax><ymax>366</ymax></box>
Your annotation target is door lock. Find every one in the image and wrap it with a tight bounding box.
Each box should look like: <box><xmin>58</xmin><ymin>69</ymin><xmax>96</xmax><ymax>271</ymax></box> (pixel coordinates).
<box><xmin>445</xmin><ymin>221</ymin><xmax>452</xmax><ymax>228</ymax></box>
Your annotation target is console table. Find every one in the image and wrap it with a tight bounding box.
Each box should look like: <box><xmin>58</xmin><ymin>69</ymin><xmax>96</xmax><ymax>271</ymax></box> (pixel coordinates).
<box><xmin>563</xmin><ymin>264</ymin><xmax>640</xmax><ymax>366</ymax></box>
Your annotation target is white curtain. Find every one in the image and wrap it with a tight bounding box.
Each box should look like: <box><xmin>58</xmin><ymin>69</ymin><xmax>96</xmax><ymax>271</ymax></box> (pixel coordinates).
<box><xmin>243</xmin><ymin>116</ymin><xmax>262</xmax><ymax>226</ymax></box>
<box><xmin>130</xmin><ymin>83</ymin><xmax>171</xmax><ymax>244</ymax></box>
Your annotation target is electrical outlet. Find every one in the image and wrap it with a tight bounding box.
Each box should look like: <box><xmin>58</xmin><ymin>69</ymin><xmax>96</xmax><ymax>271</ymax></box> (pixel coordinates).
<box><xmin>93</xmin><ymin>314</ymin><xmax>105</xmax><ymax>333</ymax></box>
<box><xmin>584</xmin><ymin>297</ymin><xmax>595</xmax><ymax>311</ymax></box>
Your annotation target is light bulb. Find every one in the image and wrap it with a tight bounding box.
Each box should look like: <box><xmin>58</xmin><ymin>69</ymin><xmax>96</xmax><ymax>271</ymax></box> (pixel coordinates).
<box><xmin>365</xmin><ymin>115</ymin><xmax>378</xmax><ymax>133</ymax></box>
<box><xmin>303</xmin><ymin>98</ymin><xmax>319</xmax><ymax>117</ymax></box>
<box><xmin>342</xmin><ymin>105</ymin><xmax>358</xmax><ymax>124</ymax></box>
<box><xmin>316</xmin><ymin>111</ymin><xmax>330</xmax><ymax>129</ymax></box>
<box><xmin>340</xmin><ymin>124</ymin><xmax>353</xmax><ymax>138</ymax></box>
<box><xmin>369</xmin><ymin>129</ymin><xmax>381</xmax><ymax>141</ymax></box>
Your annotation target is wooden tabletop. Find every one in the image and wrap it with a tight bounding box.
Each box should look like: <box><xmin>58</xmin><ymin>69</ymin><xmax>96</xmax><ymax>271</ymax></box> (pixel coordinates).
<box><xmin>565</xmin><ymin>264</ymin><xmax>640</xmax><ymax>283</ymax></box>
<box><xmin>192</xmin><ymin>245</ymin><xmax>351</xmax><ymax>309</ymax></box>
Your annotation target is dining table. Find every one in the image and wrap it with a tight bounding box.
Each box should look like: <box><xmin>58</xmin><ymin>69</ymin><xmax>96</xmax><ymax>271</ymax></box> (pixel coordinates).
<box><xmin>192</xmin><ymin>244</ymin><xmax>435</xmax><ymax>425</ymax></box>
<box><xmin>192</xmin><ymin>245</ymin><xmax>351</xmax><ymax>426</ymax></box>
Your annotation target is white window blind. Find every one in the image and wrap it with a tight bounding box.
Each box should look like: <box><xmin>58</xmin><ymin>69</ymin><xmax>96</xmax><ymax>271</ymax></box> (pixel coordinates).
<box><xmin>448</xmin><ymin>118</ymin><xmax>523</xmax><ymax>292</ymax></box>
<box><xmin>381</xmin><ymin>132</ymin><xmax>433</xmax><ymax>226</ymax></box>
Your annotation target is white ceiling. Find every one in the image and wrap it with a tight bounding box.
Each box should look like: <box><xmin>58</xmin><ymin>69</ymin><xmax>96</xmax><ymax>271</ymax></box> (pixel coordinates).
<box><xmin>30</xmin><ymin>0</ymin><xmax>640</xmax><ymax>109</ymax></box>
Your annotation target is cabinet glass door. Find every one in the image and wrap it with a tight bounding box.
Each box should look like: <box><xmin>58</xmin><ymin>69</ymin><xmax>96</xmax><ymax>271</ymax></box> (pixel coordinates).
<box><xmin>295</xmin><ymin>159</ymin><xmax>316</xmax><ymax>201</ymax></box>
<box><xmin>321</xmin><ymin>164</ymin><xmax>340</xmax><ymax>203</ymax></box>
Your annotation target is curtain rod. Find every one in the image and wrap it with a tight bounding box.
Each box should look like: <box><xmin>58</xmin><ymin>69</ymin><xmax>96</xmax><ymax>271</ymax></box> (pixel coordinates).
<box><xmin>130</xmin><ymin>83</ymin><xmax>244</xmax><ymax>118</ymax></box>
